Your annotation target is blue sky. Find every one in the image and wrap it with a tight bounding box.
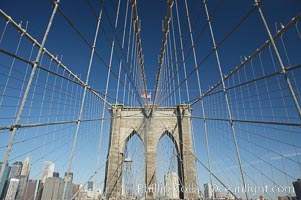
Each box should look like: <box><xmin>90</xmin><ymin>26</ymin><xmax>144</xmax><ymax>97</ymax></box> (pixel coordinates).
<box><xmin>1</xmin><ymin>0</ymin><xmax>300</xmax><ymax>88</ymax></box>
<box><xmin>1</xmin><ymin>0</ymin><xmax>301</xmax><ymax>198</ymax></box>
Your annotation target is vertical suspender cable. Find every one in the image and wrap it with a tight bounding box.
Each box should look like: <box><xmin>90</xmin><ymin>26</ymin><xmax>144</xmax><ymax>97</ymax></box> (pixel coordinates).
<box><xmin>174</xmin><ymin>0</ymin><xmax>190</xmax><ymax>103</ymax></box>
<box><xmin>116</xmin><ymin>0</ymin><xmax>129</xmax><ymax>105</ymax></box>
<box><xmin>151</xmin><ymin>0</ymin><xmax>174</xmax><ymax>115</ymax></box>
<box><xmin>131</xmin><ymin>0</ymin><xmax>148</xmax><ymax>106</ymax></box>
<box><xmin>123</xmin><ymin>6</ymin><xmax>133</xmax><ymax>105</ymax></box>
<box><xmin>167</xmin><ymin>31</ymin><xmax>177</xmax><ymax>105</ymax></box>
<box><xmin>97</xmin><ymin>0</ymin><xmax>121</xmax><ymax>192</ymax></box>
<box><xmin>203</xmin><ymin>1</ymin><xmax>248</xmax><ymax>199</ymax></box>
<box><xmin>62</xmin><ymin>1</ymin><xmax>104</xmax><ymax>199</ymax></box>
<box><xmin>171</xmin><ymin>15</ymin><xmax>182</xmax><ymax>104</ymax></box>
<box><xmin>0</xmin><ymin>0</ymin><xmax>60</xmax><ymax>181</ymax></box>
<box><xmin>183</xmin><ymin>0</ymin><xmax>213</xmax><ymax>197</ymax></box>
<box><xmin>254</xmin><ymin>0</ymin><xmax>301</xmax><ymax>119</ymax></box>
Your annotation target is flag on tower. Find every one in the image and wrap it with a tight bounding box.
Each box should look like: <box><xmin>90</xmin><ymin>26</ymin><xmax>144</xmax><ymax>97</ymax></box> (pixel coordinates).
<box><xmin>141</xmin><ymin>92</ymin><xmax>151</xmax><ymax>99</ymax></box>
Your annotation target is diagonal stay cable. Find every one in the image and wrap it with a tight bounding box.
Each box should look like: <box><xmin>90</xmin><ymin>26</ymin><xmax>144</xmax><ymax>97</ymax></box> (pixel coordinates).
<box><xmin>158</xmin><ymin>2</ymin><xmax>259</xmax><ymax>107</ymax></box>
<box><xmin>0</xmin><ymin>9</ymin><xmax>113</xmax><ymax>108</ymax></box>
<box><xmin>89</xmin><ymin>0</ymin><xmax>145</xmax><ymax>106</ymax></box>
<box><xmin>151</xmin><ymin>0</ymin><xmax>174</xmax><ymax>116</ymax></box>
<box><xmin>188</xmin><ymin>12</ymin><xmax>301</xmax><ymax>109</ymax></box>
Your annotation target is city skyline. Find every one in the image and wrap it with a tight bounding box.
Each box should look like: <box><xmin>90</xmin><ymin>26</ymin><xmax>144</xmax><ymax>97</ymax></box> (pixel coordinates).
<box><xmin>0</xmin><ymin>156</ymin><xmax>104</xmax><ymax>200</ymax></box>
<box><xmin>0</xmin><ymin>0</ymin><xmax>301</xmax><ymax>199</ymax></box>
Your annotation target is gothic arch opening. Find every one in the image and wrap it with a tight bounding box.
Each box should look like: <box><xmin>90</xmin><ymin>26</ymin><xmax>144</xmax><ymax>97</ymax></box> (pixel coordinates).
<box><xmin>122</xmin><ymin>131</ymin><xmax>145</xmax><ymax>199</ymax></box>
<box><xmin>104</xmin><ymin>105</ymin><xmax>198</xmax><ymax>199</ymax></box>
<box><xmin>156</xmin><ymin>131</ymin><xmax>183</xmax><ymax>199</ymax></box>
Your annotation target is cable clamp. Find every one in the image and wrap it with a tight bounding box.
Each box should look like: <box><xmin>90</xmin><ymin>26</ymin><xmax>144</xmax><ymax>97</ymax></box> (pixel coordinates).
<box><xmin>281</xmin><ymin>68</ymin><xmax>287</xmax><ymax>74</ymax></box>
<box><xmin>10</xmin><ymin>124</ymin><xmax>21</xmax><ymax>131</ymax></box>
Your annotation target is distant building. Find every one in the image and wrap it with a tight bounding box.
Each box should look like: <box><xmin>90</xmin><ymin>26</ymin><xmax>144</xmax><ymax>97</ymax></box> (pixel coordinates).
<box><xmin>225</xmin><ymin>191</ymin><xmax>234</xmax><ymax>200</ymax></box>
<box><xmin>78</xmin><ymin>189</ymin><xmax>88</xmax><ymax>199</ymax></box>
<box><xmin>85</xmin><ymin>188</ymin><xmax>102</xmax><ymax>199</ymax></box>
<box><xmin>72</xmin><ymin>184</ymin><xmax>80</xmax><ymax>200</ymax></box>
<box><xmin>40</xmin><ymin>161</ymin><xmax>55</xmax><ymax>183</ymax></box>
<box><xmin>278</xmin><ymin>196</ymin><xmax>291</xmax><ymax>200</ymax></box>
<box><xmin>293</xmin><ymin>179</ymin><xmax>301</xmax><ymax>199</ymax></box>
<box><xmin>36</xmin><ymin>181</ymin><xmax>44</xmax><ymax>200</ymax></box>
<box><xmin>41</xmin><ymin>176</ymin><xmax>64</xmax><ymax>200</ymax></box>
<box><xmin>53</xmin><ymin>172</ymin><xmax>59</xmax><ymax>178</ymax></box>
<box><xmin>164</xmin><ymin>172</ymin><xmax>179</xmax><ymax>199</ymax></box>
<box><xmin>0</xmin><ymin>162</ymin><xmax>10</xmax><ymax>199</ymax></box>
<box><xmin>87</xmin><ymin>181</ymin><xmax>93</xmax><ymax>191</ymax></box>
<box><xmin>8</xmin><ymin>161</ymin><xmax>22</xmax><ymax>179</ymax></box>
<box><xmin>5</xmin><ymin>178</ymin><xmax>19</xmax><ymax>200</ymax></box>
<box><xmin>15</xmin><ymin>175</ymin><xmax>28</xmax><ymax>200</ymax></box>
<box><xmin>23</xmin><ymin>179</ymin><xmax>39</xmax><ymax>200</ymax></box>
<box><xmin>86</xmin><ymin>189</ymin><xmax>95</xmax><ymax>198</ymax></box>
<box><xmin>65</xmin><ymin>172</ymin><xmax>73</xmax><ymax>182</ymax></box>
<box><xmin>277</xmin><ymin>195</ymin><xmax>298</xmax><ymax>200</ymax></box>
<box><xmin>64</xmin><ymin>172</ymin><xmax>73</xmax><ymax>200</ymax></box>
<box><xmin>21</xmin><ymin>156</ymin><xmax>31</xmax><ymax>177</ymax></box>
<box><xmin>204</xmin><ymin>183</ymin><xmax>213</xmax><ymax>199</ymax></box>
<box><xmin>215</xmin><ymin>191</ymin><xmax>222</xmax><ymax>198</ymax></box>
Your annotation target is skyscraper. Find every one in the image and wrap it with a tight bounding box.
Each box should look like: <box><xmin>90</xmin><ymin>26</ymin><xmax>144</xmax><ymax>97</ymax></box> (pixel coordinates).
<box><xmin>8</xmin><ymin>161</ymin><xmax>22</xmax><ymax>179</ymax></box>
<box><xmin>87</xmin><ymin>181</ymin><xmax>93</xmax><ymax>191</ymax></box>
<box><xmin>64</xmin><ymin>172</ymin><xmax>73</xmax><ymax>200</ymax></box>
<box><xmin>0</xmin><ymin>162</ymin><xmax>10</xmax><ymax>199</ymax></box>
<box><xmin>72</xmin><ymin>184</ymin><xmax>80</xmax><ymax>200</ymax></box>
<box><xmin>21</xmin><ymin>156</ymin><xmax>31</xmax><ymax>177</ymax></box>
<box><xmin>36</xmin><ymin>181</ymin><xmax>43</xmax><ymax>200</ymax></box>
<box><xmin>164</xmin><ymin>172</ymin><xmax>179</xmax><ymax>199</ymax></box>
<box><xmin>5</xmin><ymin>178</ymin><xmax>19</xmax><ymax>200</ymax></box>
<box><xmin>53</xmin><ymin>172</ymin><xmax>59</xmax><ymax>178</ymax></box>
<box><xmin>41</xmin><ymin>176</ymin><xmax>64</xmax><ymax>200</ymax></box>
<box><xmin>40</xmin><ymin>161</ymin><xmax>55</xmax><ymax>183</ymax></box>
<box><xmin>23</xmin><ymin>179</ymin><xmax>39</xmax><ymax>200</ymax></box>
<box><xmin>64</xmin><ymin>172</ymin><xmax>73</xmax><ymax>182</ymax></box>
<box><xmin>204</xmin><ymin>183</ymin><xmax>213</xmax><ymax>199</ymax></box>
<box><xmin>15</xmin><ymin>175</ymin><xmax>28</xmax><ymax>200</ymax></box>
<box><xmin>293</xmin><ymin>178</ymin><xmax>301</xmax><ymax>199</ymax></box>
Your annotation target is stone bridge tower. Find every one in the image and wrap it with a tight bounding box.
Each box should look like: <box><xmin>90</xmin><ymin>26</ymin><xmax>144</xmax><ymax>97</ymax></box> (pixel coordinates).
<box><xmin>103</xmin><ymin>104</ymin><xmax>199</xmax><ymax>199</ymax></box>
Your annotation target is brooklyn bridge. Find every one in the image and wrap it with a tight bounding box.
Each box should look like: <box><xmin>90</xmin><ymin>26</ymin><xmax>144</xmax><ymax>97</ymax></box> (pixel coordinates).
<box><xmin>0</xmin><ymin>0</ymin><xmax>301</xmax><ymax>199</ymax></box>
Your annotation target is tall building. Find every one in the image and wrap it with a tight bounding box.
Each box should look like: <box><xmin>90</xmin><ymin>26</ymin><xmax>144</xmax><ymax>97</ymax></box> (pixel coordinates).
<box><xmin>72</xmin><ymin>184</ymin><xmax>80</xmax><ymax>200</ymax></box>
<box><xmin>36</xmin><ymin>181</ymin><xmax>43</xmax><ymax>200</ymax></box>
<box><xmin>64</xmin><ymin>172</ymin><xmax>73</xmax><ymax>182</ymax></box>
<box><xmin>5</xmin><ymin>178</ymin><xmax>19</xmax><ymax>200</ymax></box>
<box><xmin>21</xmin><ymin>156</ymin><xmax>31</xmax><ymax>177</ymax></box>
<box><xmin>53</xmin><ymin>172</ymin><xmax>59</xmax><ymax>178</ymax></box>
<box><xmin>41</xmin><ymin>176</ymin><xmax>64</xmax><ymax>200</ymax></box>
<box><xmin>164</xmin><ymin>172</ymin><xmax>179</xmax><ymax>199</ymax></box>
<box><xmin>23</xmin><ymin>179</ymin><xmax>39</xmax><ymax>200</ymax></box>
<box><xmin>215</xmin><ymin>191</ymin><xmax>222</xmax><ymax>198</ymax></box>
<box><xmin>204</xmin><ymin>183</ymin><xmax>213</xmax><ymax>199</ymax></box>
<box><xmin>15</xmin><ymin>175</ymin><xmax>28</xmax><ymax>200</ymax></box>
<box><xmin>64</xmin><ymin>172</ymin><xmax>73</xmax><ymax>200</ymax></box>
<box><xmin>8</xmin><ymin>161</ymin><xmax>22</xmax><ymax>179</ymax></box>
<box><xmin>293</xmin><ymin>178</ymin><xmax>301</xmax><ymax>199</ymax></box>
<box><xmin>87</xmin><ymin>181</ymin><xmax>93</xmax><ymax>191</ymax></box>
<box><xmin>0</xmin><ymin>162</ymin><xmax>10</xmax><ymax>199</ymax></box>
<box><xmin>40</xmin><ymin>161</ymin><xmax>55</xmax><ymax>183</ymax></box>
